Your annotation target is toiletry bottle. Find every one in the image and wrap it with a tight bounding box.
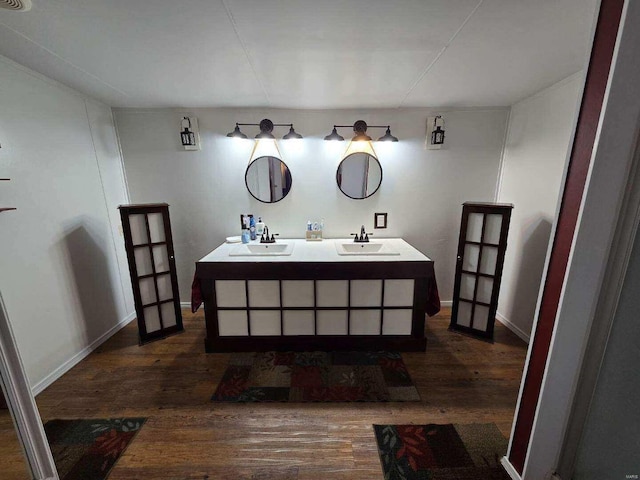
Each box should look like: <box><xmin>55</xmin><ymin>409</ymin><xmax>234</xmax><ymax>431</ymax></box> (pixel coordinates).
<box><xmin>256</xmin><ymin>217</ymin><xmax>265</xmax><ymax>237</ymax></box>
<box><xmin>307</xmin><ymin>220</ymin><xmax>312</xmax><ymax>231</ymax></box>
<box><xmin>241</xmin><ymin>216</ymin><xmax>250</xmax><ymax>244</ymax></box>
<box><xmin>249</xmin><ymin>215</ymin><xmax>256</xmax><ymax>241</ymax></box>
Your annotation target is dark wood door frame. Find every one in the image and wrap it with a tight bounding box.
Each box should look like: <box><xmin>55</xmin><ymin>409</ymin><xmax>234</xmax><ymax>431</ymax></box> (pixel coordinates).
<box><xmin>508</xmin><ymin>0</ymin><xmax>625</xmax><ymax>473</ymax></box>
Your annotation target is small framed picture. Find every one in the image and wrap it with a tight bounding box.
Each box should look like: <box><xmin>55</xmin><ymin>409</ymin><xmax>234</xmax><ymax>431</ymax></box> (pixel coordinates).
<box><xmin>374</xmin><ymin>212</ymin><xmax>388</xmax><ymax>229</ymax></box>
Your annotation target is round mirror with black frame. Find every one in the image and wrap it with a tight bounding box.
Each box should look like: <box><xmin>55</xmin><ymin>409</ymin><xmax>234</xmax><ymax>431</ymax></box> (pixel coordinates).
<box><xmin>336</xmin><ymin>152</ymin><xmax>383</xmax><ymax>199</ymax></box>
<box><xmin>245</xmin><ymin>156</ymin><xmax>293</xmax><ymax>203</ymax></box>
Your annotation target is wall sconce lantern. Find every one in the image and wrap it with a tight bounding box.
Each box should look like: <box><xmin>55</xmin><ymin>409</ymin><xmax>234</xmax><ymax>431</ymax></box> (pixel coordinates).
<box><xmin>427</xmin><ymin>115</ymin><xmax>445</xmax><ymax>150</ymax></box>
<box><xmin>323</xmin><ymin>120</ymin><xmax>398</xmax><ymax>142</ymax></box>
<box><xmin>226</xmin><ymin>119</ymin><xmax>303</xmax><ymax>140</ymax></box>
<box><xmin>180</xmin><ymin>116</ymin><xmax>200</xmax><ymax>151</ymax></box>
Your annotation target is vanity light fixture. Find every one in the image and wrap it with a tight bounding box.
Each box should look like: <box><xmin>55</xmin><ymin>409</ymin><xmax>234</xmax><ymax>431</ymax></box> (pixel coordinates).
<box><xmin>226</xmin><ymin>118</ymin><xmax>303</xmax><ymax>140</ymax></box>
<box><xmin>180</xmin><ymin>116</ymin><xmax>200</xmax><ymax>151</ymax></box>
<box><xmin>323</xmin><ymin>120</ymin><xmax>399</xmax><ymax>142</ymax></box>
<box><xmin>227</xmin><ymin>124</ymin><xmax>248</xmax><ymax>139</ymax></box>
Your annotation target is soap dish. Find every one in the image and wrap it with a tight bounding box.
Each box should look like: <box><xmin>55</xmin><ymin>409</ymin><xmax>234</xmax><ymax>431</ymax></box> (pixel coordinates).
<box><xmin>226</xmin><ymin>236</ymin><xmax>242</xmax><ymax>243</ymax></box>
<box><xmin>305</xmin><ymin>230</ymin><xmax>323</xmax><ymax>241</ymax></box>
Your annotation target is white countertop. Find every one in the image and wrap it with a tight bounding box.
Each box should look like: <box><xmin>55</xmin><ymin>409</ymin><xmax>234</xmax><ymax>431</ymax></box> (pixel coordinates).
<box><xmin>198</xmin><ymin>238</ymin><xmax>431</xmax><ymax>263</ymax></box>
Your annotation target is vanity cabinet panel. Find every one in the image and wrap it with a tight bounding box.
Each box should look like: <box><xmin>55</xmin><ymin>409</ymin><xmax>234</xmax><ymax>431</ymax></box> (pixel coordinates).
<box><xmin>219</xmin><ymin>311</ymin><xmax>248</xmax><ymax>336</ymax></box>
<box><xmin>120</xmin><ymin>203</ymin><xmax>183</xmax><ymax>345</ymax></box>
<box><xmin>317</xmin><ymin>311</ymin><xmax>348</xmax><ymax>335</ymax></box>
<box><xmin>383</xmin><ymin>310</ymin><xmax>413</xmax><ymax>335</ymax></box>
<box><xmin>350</xmin><ymin>310</ymin><xmax>381</xmax><ymax>335</ymax></box>
<box><xmin>250</xmin><ymin>311</ymin><xmax>281</xmax><ymax>336</ymax></box>
<box><xmin>350</xmin><ymin>280</ymin><xmax>382</xmax><ymax>307</ymax></box>
<box><xmin>316</xmin><ymin>280</ymin><xmax>348</xmax><ymax>307</ymax></box>
<box><xmin>215</xmin><ymin>280</ymin><xmax>247</xmax><ymax>307</ymax></box>
<box><xmin>282</xmin><ymin>280</ymin><xmax>314</xmax><ymax>307</ymax></box>
<box><xmin>451</xmin><ymin>202</ymin><xmax>513</xmax><ymax>341</ymax></box>
<box><xmin>283</xmin><ymin>311</ymin><xmax>315</xmax><ymax>335</ymax></box>
<box><xmin>248</xmin><ymin>280</ymin><xmax>280</xmax><ymax>307</ymax></box>
<box><xmin>383</xmin><ymin>279</ymin><xmax>415</xmax><ymax>307</ymax></box>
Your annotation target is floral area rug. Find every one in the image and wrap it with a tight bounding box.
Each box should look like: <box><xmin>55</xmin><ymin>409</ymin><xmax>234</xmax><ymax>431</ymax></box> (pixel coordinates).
<box><xmin>211</xmin><ymin>351</ymin><xmax>420</xmax><ymax>402</ymax></box>
<box><xmin>44</xmin><ymin>418</ymin><xmax>146</xmax><ymax>480</ymax></box>
<box><xmin>374</xmin><ymin>423</ymin><xmax>511</xmax><ymax>480</ymax></box>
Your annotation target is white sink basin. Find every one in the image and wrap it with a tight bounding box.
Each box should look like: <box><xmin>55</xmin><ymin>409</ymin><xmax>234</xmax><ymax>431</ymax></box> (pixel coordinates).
<box><xmin>229</xmin><ymin>243</ymin><xmax>294</xmax><ymax>256</ymax></box>
<box><xmin>335</xmin><ymin>242</ymin><xmax>400</xmax><ymax>256</ymax></box>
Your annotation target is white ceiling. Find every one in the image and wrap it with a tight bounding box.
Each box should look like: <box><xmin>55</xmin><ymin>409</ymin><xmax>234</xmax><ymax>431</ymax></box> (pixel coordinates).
<box><xmin>0</xmin><ymin>0</ymin><xmax>597</xmax><ymax>109</ymax></box>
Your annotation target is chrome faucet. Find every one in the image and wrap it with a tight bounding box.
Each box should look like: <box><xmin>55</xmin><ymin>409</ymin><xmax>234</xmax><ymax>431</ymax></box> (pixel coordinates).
<box><xmin>351</xmin><ymin>225</ymin><xmax>372</xmax><ymax>243</ymax></box>
<box><xmin>260</xmin><ymin>225</ymin><xmax>279</xmax><ymax>243</ymax></box>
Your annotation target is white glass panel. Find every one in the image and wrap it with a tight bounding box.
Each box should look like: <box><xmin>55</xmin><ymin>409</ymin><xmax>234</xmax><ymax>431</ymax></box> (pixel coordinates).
<box><xmin>139</xmin><ymin>277</ymin><xmax>157</xmax><ymax>305</ymax></box>
<box><xmin>156</xmin><ymin>273</ymin><xmax>173</xmax><ymax>302</ymax></box>
<box><xmin>473</xmin><ymin>305</ymin><xmax>490</xmax><ymax>332</ymax></box>
<box><xmin>462</xmin><ymin>244</ymin><xmax>480</xmax><ymax>272</ymax></box>
<box><xmin>218</xmin><ymin>311</ymin><xmax>248</xmax><ymax>336</ymax></box>
<box><xmin>466</xmin><ymin>213</ymin><xmax>484</xmax><ymax>242</ymax></box>
<box><xmin>316</xmin><ymin>280</ymin><xmax>348</xmax><ymax>307</ymax></box>
<box><xmin>460</xmin><ymin>273</ymin><xmax>476</xmax><ymax>300</ymax></box>
<box><xmin>160</xmin><ymin>302</ymin><xmax>177</xmax><ymax>328</ymax></box>
<box><xmin>283</xmin><ymin>311</ymin><xmax>315</xmax><ymax>335</ymax></box>
<box><xmin>480</xmin><ymin>246</ymin><xmax>498</xmax><ymax>275</ymax></box>
<box><xmin>350</xmin><ymin>280</ymin><xmax>382</xmax><ymax>307</ymax></box>
<box><xmin>130</xmin><ymin>214</ymin><xmax>148</xmax><ymax>245</ymax></box>
<box><xmin>134</xmin><ymin>247</ymin><xmax>153</xmax><ymax>276</ymax></box>
<box><xmin>383</xmin><ymin>280</ymin><xmax>414</xmax><ymax>307</ymax></box>
<box><xmin>152</xmin><ymin>245</ymin><xmax>170</xmax><ymax>272</ymax></box>
<box><xmin>147</xmin><ymin>212</ymin><xmax>166</xmax><ymax>243</ymax></box>
<box><xmin>477</xmin><ymin>277</ymin><xmax>494</xmax><ymax>304</ymax></box>
<box><xmin>282</xmin><ymin>280</ymin><xmax>314</xmax><ymax>307</ymax></box>
<box><xmin>250</xmin><ymin>310</ymin><xmax>281</xmax><ymax>336</ymax></box>
<box><xmin>143</xmin><ymin>306</ymin><xmax>161</xmax><ymax>333</ymax></box>
<box><xmin>350</xmin><ymin>310</ymin><xmax>381</xmax><ymax>335</ymax></box>
<box><xmin>456</xmin><ymin>301</ymin><xmax>472</xmax><ymax>327</ymax></box>
<box><xmin>382</xmin><ymin>310</ymin><xmax>412</xmax><ymax>335</ymax></box>
<box><xmin>317</xmin><ymin>310</ymin><xmax>348</xmax><ymax>335</ymax></box>
<box><xmin>248</xmin><ymin>280</ymin><xmax>280</xmax><ymax>307</ymax></box>
<box><xmin>484</xmin><ymin>214</ymin><xmax>503</xmax><ymax>245</ymax></box>
<box><xmin>215</xmin><ymin>280</ymin><xmax>246</xmax><ymax>307</ymax></box>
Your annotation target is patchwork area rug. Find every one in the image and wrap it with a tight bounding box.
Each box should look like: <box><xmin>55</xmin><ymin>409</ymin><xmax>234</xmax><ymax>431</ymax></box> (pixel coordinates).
<box><xmin>374</xmin><ymin>423</ymin><xmax>511</xmax><ymax>480</ymax></box>
<box><xmin>211</xmin><ymin>351</ymin><xmax>420</xmax><ymax>402</ymax></box>
<box><xmin>44</xmin><ymin>418</ymin><xmax>146</xmax><ymax>480</ymax></box>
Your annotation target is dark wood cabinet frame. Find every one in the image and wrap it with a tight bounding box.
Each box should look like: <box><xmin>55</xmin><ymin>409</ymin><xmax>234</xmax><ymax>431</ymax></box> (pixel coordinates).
<box><xmin>450</xmin><ymin>202</ymin><xmax>513</xmax><ymax>341</ymax></box>
<box><xmin>196</xmin><ymin>260</ymin><xmax>434</xmax><ymax>352</ymax></box>
<box><xmin>119</xmin><ymin>203</ymin><xmax>184</xmax><ymax>344</ymax></box>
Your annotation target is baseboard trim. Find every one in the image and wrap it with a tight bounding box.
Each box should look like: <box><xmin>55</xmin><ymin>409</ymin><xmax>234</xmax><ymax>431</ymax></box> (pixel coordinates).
<box><xmin>31</xmin><ymin>311</ymin><xmax>136</xmax><ymax>396</ymax></box>
<box><xmin>180</xmin><ymin>302</ymin><xmax>191</xmax><ymax>309</ymax></box>
<box><xmin>496</xmin><ymin>312</ymin><xmax>530</xmax><ymax>343</ymax></box>
<box><xmin>501</xmin><ymin>456</ymin><xmax>522</xmax><ymax>480</ymax></box>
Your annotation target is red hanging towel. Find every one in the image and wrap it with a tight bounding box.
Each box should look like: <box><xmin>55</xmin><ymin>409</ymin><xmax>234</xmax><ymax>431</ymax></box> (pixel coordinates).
<box><xmin>191</xmin><ymin>274</ymin><xmax>203</xmax><ymax>313</ymax></box>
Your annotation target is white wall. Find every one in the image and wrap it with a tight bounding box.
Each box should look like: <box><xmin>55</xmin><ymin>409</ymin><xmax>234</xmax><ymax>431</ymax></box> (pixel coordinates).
<box><xmin>572</xmin><ymin>223</ymin><xmax>640</xmax><ymax>478</ymax></box>
<box><xmin>0</xmin><ymin>55</ymin><xmax>133</xmax><ymax>390</ymax></box>
<box><xmin>496</xmin><ymin>73</ymin><xmax>583</xmax><ymax>341</ymax></box>
<box><xmin>114</xmin><ymin>107</ymin><xmax>509</xmax><ymax>304</ymax></box>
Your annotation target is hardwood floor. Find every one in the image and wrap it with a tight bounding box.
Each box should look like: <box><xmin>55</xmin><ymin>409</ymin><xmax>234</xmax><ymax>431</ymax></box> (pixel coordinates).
<box><xmin>2</xmin><ymin>308</ymin><xmax>527</xmax><ymax>479</ymax></box>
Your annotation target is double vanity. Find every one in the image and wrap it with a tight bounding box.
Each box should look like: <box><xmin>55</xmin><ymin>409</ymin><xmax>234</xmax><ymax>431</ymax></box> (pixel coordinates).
<box><xmin>195</xmin><ymin>238</ymin><xmax>439</xmax><ymax>352</ymax></box>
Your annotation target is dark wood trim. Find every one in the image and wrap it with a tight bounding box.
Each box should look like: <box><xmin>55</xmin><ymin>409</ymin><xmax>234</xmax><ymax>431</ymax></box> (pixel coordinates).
<box><xmin>508</xmin><ymin>0</ymin><xmax>625</xmax><ymax>472</ymax></box>
<box><xmin>201</xmin><ymin>263</ymin><xmax>433</xmax><ymax>352</ymax></box>
<box><xmin>204</xmin><ymin>334</ymin><xmax>427</xmax><ymax>353</ymax></box>
<box><xmin>196</xmin><ymin>260</ymin><xmax>433</xmax><ymax>280</ymax></box>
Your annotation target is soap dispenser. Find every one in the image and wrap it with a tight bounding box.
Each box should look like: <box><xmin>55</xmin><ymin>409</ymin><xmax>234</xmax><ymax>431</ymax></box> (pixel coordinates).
<box><xmin>256</xmin><ymin>216</ymin><xmax>265</xmax><ymax>237</ymax></box>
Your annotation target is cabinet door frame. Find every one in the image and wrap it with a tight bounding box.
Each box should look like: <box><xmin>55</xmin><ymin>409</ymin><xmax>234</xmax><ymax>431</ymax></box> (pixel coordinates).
<box><xmin>450</xmin><ymin>203</ymin><xmax>512</xmax><ymax>340</ymax></box>
<box><xmin>119</xmin><ymin>204</ymin><xmax>184</xmax><ymax>344</ymax></box>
